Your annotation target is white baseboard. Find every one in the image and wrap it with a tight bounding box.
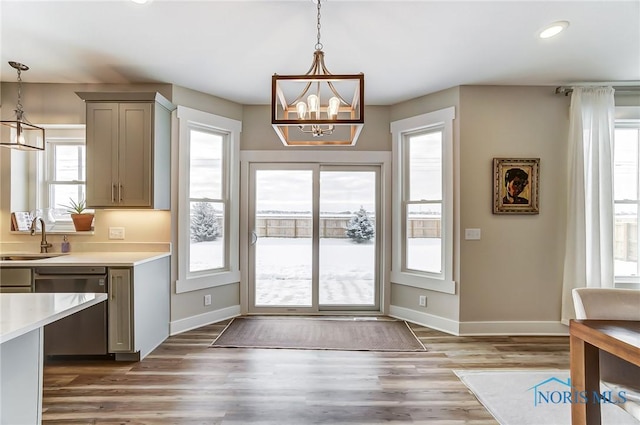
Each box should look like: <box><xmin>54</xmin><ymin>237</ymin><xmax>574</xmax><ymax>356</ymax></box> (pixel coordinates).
<box><xmin>458</xmin><ymin>320</ymin><xmax>569</xmax><ymax>336</ymax></box>
<box><xmin>390</xmin><ymin>305</ymin><xmax>569</xmax><ymax>336</ymax></box>
<box><xmin>170</xmin><ymin>304</ymin><xmax>569</xmax><ymax>337</ymax></box>
<box><xmin>170</xmin><ymin>305</ymin><xmax>240</xmax><ymax>335</ymax></box>
<box><xmin>389</xmin><ymin>305</ymin><xmax>460</xmax><ymax>335</ymax></box>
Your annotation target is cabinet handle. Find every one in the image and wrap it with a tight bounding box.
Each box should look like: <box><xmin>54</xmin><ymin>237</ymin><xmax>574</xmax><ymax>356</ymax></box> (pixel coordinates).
<box><xmin>119</xmin><ymin>184</ymin><xmax>123</xmax><ymax>202</ymax></box>
<box><xmin>112</xmin><ymin>184</ymin><xmax>117</xmax><ymax>203</ymax></box>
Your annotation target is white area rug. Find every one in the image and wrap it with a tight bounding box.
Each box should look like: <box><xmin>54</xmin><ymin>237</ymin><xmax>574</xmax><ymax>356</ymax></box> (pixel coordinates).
<box><xmin>455</xmin><ymin>370</ymin><xmax>639</xmax><ymax>425</ymax></box>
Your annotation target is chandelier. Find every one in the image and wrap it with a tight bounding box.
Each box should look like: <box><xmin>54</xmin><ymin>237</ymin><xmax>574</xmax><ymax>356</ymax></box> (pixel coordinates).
<box><xmin>271</xmin><ymin>0</ymin><xmax>364</xmax><ymax>146</ymax></box>
<box><xmin>0</xmin><ymin>61</ymin><xmax>45</xmax><ymax>151</ymax></box>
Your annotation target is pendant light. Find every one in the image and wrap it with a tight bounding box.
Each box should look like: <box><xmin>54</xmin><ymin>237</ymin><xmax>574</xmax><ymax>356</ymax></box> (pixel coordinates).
<box><xmin>1</xmin><ymin>61</ymin><xmax>45</xmax><ymax>151</ymax></box>
<box><xmin>271</xmin><ymin>0</ymin><xmax>364</xmax><ymax>146</ymax></box>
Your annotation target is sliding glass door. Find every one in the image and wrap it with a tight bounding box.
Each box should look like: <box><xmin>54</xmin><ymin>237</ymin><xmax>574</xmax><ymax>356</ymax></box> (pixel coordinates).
<box><xmin>319</xmin><ymin>168</ymin><xmax>377</xmax><ymax>307</ymax></box>
<box><xmin>252</xmin><ymin>166</ymin><xmax>315</xmax><ymax>310</ymax></box>
<box><xmin>248</xmin><ymin>163</ymin><xmax>380</xmax><ymax>313</ymax></box>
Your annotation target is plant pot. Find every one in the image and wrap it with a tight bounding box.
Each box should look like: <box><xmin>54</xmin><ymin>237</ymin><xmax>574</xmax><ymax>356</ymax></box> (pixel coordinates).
<box><xmin>71</xmin><ymin>213</ymin><xmax>94</xmax><ymax>231</ymax></box>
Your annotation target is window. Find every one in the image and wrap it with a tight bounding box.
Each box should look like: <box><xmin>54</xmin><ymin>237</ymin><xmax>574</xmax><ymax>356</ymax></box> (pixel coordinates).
<box><xmin>34</xmin><ymin>126</ymin><xmax>87</xmax><ymax>230</ymax></box>
<box><xmin>47</xmin><ymin>139</ymin><xmax>86</xmax><ymax>221</ymax></box>
<box><xmin>405</xmin><ymin>129</ymin><xmax>443</xmax><ymax>274</ymax></box>
<box><xmin>391</xmin><ymin>107</ymin><xmax>456</xmax><ymax>294</ymax></box>
<box><xmin>176</xmin><ymin>106</ymin><xmax>241</xmax><ymax>293</ymax></box>
<box><xmin>614</xmin><ymin>118</ymin><xmax>639</xmax><ymax>284</ymax></box>
<box><xmin>188</xmin><ymin>128</ymin><xmax>225</xmax><ymax>272</ymax></box>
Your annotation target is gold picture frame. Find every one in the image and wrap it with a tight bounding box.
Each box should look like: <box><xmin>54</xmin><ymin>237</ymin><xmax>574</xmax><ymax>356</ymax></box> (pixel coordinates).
<box><xmin>493</xmin><ymin>158</ymin><xmax>540</xmax><ymax>214</ymax></box>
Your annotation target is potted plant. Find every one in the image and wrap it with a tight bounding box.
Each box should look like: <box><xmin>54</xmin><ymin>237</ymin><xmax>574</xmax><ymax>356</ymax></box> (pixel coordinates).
<box><xmin>61</xmin><ymin>197</ymin><xmax>94</xmax><ymax>231</ymax></box>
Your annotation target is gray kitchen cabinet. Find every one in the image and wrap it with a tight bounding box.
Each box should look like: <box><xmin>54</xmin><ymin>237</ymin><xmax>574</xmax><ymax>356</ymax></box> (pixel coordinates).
<box><xmin>77</xmin><ymin>92</ymin><xmax>175</xmax><ymax>209</ymax></box>
<box><xmin>108</xmin><ymin>268</ymin><xmax>133</xmax><ymax>353</ymax></box>
<box><xmin>0</xmin><ymin>268</ymin><xmax>33</xmax><ymax>292</ymax></box>
<box><xmin>108</xmin><ymin>256</ymin><xmax>170</xmax><ymax>361</ymax></box>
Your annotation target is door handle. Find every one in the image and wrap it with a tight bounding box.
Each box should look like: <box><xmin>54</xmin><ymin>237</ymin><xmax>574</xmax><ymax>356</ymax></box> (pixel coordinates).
<box><xmin>250</xmin><ymin>231</ymin><xmax>258</xmax><ymax>246</ymax></box>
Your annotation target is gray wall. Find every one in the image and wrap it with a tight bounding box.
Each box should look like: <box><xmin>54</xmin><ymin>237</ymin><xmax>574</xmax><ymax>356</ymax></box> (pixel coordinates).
<box><xmin>389</xmin><ymin>86</ymin><xmax>572</xmax><ymax>326</ymax></box>
<box><xmin>1</xmin><ymin>82</ymin><xmax>172</xmax><ymax>124</ymax></box>
<box><xmin>457</xmin><ymin>86</ymin><xmax>569</xmax><ymax>323</ymax></box>
<box><xmin>169</xmin><ymin>85</ymin><xmax>243</xmax><ymax>322</ymax></box>
<box><xmin>0</xmin><ymin>82</ymin><xmax>241</xmax><ymax>325</ymax></box>
<box><xmin>241</xmin><ymin>104</ymin><xmax>391</xmax><ymax>151</ymax></box>
<box><xmin>390</xmin><ymin>86</ymin><xmax>637</xmax><ymax>328</ymax></box>
<box><xmin>3</xmin><ymin>81</ymin><xmax>636</xmax><ymax>332</ymax></box>
<box><xmin>389</xmin><ymin>87</ymin><xmax>462</xmax><ymax>322</ymax></box>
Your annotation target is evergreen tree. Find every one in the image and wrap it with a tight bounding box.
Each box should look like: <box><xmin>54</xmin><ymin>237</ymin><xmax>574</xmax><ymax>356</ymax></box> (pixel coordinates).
<box><xmin>190</xmin><ymin>202</ymin><xmax>221</xmax><ymax>242</ymax></box>
<box><xmin>345</xmin><ymin>206</ymin><xmax>375</xmax><ymax>243</ymax></box>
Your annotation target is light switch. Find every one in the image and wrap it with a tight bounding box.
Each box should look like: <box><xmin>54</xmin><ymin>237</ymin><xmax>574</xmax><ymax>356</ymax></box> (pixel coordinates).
<box><xmin>465</xmin><ymin>228</ymin><xmax>481</xmax><ymax>240</ymax></box>
<box><xmin>109</xmin><ymin>227</ymin><xmax>125</xmax><ymax>240</ymax></box>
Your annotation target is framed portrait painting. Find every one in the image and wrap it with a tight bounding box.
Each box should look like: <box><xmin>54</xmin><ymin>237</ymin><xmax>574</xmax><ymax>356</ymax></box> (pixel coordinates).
<box><xmin>493</xmin><ymin>158</ymin><xmax>539</xmax><ymax>214</ymax></box>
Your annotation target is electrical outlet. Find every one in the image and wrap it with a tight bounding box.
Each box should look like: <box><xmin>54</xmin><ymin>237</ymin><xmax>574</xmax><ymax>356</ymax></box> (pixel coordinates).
<box><xmin>465</xmin><ymin>228</ymin><xmax>481</xmax><ymax>240</ymax></box>
<box><xmin>419</xmin><ymin>295</ymin><xmax>427</xmax><ymax>307</ymax></box>
<box><xmin>204</xmin><ymin>294</ymin><xmax>212</xmax><ymax>306</ymax></box>
<box><xmin>109</xmin><ymin>227</ymin><xmax>125</xmax><ymax>240</ymax></box>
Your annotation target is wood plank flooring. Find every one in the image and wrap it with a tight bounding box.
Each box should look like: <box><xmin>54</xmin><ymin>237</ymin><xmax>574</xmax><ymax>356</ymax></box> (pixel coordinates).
<box><xmin>41</xmin><ymin>318</ymin><xmax>570</xmax><ymax>424</ymax></box>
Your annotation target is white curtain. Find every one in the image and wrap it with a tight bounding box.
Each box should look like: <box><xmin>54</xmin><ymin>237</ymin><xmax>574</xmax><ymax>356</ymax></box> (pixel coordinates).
<box><xmin>561</xmin><ymin>87</ymin><xmax>616</xmax><ymax>324</ymax></box>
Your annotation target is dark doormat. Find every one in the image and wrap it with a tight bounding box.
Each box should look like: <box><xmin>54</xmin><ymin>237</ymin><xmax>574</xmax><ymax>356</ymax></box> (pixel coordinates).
<box><xmin>210</xmin><ymin>317</ymin><xmax>426</xmax><ymax>352</ymax></box>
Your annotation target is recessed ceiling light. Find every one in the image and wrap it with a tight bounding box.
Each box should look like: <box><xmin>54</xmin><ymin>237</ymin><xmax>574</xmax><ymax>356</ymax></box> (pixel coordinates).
<box><xmin>131</xmin><ymin>0</ymin><xmax>151</xmax><ymax>4</ymax></box>
<box><xmin>539</xmin><ymin>21</ymin><xmax>570</xmax><ymax>39</ymax></box>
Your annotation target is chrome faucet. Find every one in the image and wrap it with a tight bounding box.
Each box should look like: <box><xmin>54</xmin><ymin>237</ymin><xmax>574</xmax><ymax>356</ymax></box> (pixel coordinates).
<box><xmin>30</xmin><ymin>217</ymin><xmax>53</xmax><ymax>253</ymax></box>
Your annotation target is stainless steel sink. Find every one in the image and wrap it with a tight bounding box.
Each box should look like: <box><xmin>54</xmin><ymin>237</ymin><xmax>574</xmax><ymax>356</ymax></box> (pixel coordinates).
<box><xmin>0</xmin><ymin>253</ymin><xmax>69</xmax><ymax>261</ymax></box>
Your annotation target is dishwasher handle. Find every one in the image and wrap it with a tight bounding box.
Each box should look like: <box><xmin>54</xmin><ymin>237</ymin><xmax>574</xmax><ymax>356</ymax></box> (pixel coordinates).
<box><xmin>34</xmin><ymin>274</ymin><xmax>108</xmax><ymax>281</ymax></box>
<box><xmin>34</xmin><ymin>266</ymin><xmax>107</xmax><ymax>275</ymax></box>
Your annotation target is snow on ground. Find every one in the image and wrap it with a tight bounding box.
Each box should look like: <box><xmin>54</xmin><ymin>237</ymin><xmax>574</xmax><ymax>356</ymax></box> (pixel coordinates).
<box><xmin>192</xmin><ymin>237</ymin><xmax>637</xmax><ymax>306</ymax></box>
<box><xmin>253</xmin><ymin>237</ymin><xmax>440</xmax><ymax>306</ymax></box>
<box><xmin>255</xmin><ymin>238</ymin><xmax>376</xmax><ymax>306</ymax></box>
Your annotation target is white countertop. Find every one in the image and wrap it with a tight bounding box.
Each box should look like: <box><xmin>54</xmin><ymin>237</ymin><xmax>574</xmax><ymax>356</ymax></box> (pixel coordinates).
<box><xmin>0</xmin><ymin>293</ymin><xmax>108</xmax><ymax>344</ymax></box>
<box><xmin>0</xmin><ymin>251</ymin><xmax>170</xmax><ymax>267</ymax></box>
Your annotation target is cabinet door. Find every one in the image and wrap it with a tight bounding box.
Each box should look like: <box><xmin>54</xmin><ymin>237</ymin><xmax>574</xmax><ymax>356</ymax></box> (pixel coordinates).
<box><xmin>108</xmin><ymin>268</ymin><xmax>133</xmax><ymax>352</ymax></box>
<box><xmin>118</xmin><ymin>103</ymin><xmax>152</xmax><ymax>207</ymax></box>
<box><xmin>86</xmin><ymin>103</ymin><xmax>119</xmax><ymax>207</ymax></box>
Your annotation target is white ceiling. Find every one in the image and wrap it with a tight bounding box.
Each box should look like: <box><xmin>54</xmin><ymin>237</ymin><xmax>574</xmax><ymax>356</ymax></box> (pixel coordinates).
<box><xmin>1</xmin><ymin>0</ymin><xmax>639</xmax><ymax>106</ymax></box>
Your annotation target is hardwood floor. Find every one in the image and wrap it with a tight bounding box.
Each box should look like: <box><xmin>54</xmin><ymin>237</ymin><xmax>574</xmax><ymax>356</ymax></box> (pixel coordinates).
<box><xmin>42</xmin><ymin>319</ymin><xmax>569</xmax><ymax>424</ymax></box>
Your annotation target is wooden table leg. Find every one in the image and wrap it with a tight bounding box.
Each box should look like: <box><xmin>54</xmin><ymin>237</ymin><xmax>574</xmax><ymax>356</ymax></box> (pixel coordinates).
<box><xmin>570</xmin><ymin>334</ymin><xmax>601</xmax><ymax>425</ymax></box>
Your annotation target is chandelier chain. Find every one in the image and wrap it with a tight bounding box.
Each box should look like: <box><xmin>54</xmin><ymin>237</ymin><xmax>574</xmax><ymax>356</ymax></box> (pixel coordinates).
<box><xmin>15</xmin><ymin>67</ymin><xmax>24</xmax><ymax>119</ymax></box>
<box><xmin>315</xmin><ymin>0</ymin><xmax>323</xmax><ymax>51</ymax></box>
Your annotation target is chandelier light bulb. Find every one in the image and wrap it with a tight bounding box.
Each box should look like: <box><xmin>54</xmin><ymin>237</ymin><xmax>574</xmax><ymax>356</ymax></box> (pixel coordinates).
<box><xmin>15</xmin><ymin>128</ymin><xmax>26</xmax><ymax>146</ymax></box>
<box><xmin>327</xmin><ymin>96</ymin><xmax>340</xmax><ymax>119</ymax></box>
<box><xmin>307</xmin><ymin>94</ymin><xmax>320</xmax><ymax>115</ymax></box>
<box><xmin>296</xmin><ymin>101</ymin><xmax>307</xmax><ymax>119</ymax></box>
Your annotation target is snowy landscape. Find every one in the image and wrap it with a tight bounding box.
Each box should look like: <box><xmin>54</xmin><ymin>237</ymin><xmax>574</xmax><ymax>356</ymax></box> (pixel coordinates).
<box><xmin>190</xmin><ymin>236</ymin><xmax>443</xmax><ymax>307</ymax></box>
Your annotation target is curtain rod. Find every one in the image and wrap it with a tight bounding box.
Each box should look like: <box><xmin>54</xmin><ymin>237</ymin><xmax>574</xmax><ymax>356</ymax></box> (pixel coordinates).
<box><xmin>555</xmin><ymin>86</ymin><xmax>640</xmax><ymax>96</ymax></box>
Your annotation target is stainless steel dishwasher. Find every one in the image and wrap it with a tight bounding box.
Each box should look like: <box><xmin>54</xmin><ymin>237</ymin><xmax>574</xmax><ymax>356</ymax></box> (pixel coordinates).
<box><xmin>34</xmin><ymin>266</ymin><xmax>109</xmax><ymax>356</ymax></box>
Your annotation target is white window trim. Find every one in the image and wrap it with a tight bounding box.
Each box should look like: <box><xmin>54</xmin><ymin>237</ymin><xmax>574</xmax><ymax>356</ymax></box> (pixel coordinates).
<box><xmin>34</xmin><ymin>125</ymin><xmax>86</xmax><ymax>209</ymax></box>
<box><xmin>614</xmin><ymin>106</ymin><xmax>640</xmax><ymax>287</ymax></box>
<box><xmin>176</xmin><ymin>106</ymin><xmax>241</xmax><ymax>293</ymax></box>
<box><xmin>34</xmin><ymin>125</ymin><xmax>86</xmax><ymax>233</ymax></box>
<box><xmin>391</xmin><ymin>107</ymin><xmax>456</xmax><ymax>294</ymax></box>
